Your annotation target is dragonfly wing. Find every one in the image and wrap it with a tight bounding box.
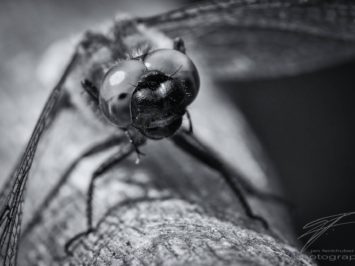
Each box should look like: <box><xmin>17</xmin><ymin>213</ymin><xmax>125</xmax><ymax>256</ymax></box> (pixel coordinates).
<box><xmin>139</xmin><ymin>0</ymin><xmax>355</xmax><ymax>80</ymax></box>
<box><xmin>0</xmin><ymin>50</ymin><xmax>80</xmax><ymax>266</ymax></box>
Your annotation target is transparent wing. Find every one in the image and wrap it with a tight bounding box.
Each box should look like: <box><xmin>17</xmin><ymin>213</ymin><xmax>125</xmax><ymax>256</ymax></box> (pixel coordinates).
<box><xmin>0</xmin><ymin>50</ymin><xmax>80</xmax><ymax>266</ymax></box>
<box><xmin>139</xmin><ymin>0</ymin><xmax>355</xmax><ymax>80</ymax></box>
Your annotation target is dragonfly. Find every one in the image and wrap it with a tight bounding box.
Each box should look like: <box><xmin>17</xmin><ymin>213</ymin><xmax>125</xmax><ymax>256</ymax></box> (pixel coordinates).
<box><xmin>1</xmin><ymin>0</ymin><xmax>355</xmax><ymax>265</ymax></box>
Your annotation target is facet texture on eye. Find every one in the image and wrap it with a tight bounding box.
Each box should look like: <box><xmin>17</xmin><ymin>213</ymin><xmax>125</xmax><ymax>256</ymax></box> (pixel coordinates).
<box><xmin>144</xmin><ymin>49</ymin><xmax>200</xmax><ymax>102</ymax></box>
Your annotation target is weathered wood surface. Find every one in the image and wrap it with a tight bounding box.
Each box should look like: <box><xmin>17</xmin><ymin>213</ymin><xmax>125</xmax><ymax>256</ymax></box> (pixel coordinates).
<box><xmin>11</xmin><ymin>14</ymin><xmax>313</xmax><ymax>266</ymax></box>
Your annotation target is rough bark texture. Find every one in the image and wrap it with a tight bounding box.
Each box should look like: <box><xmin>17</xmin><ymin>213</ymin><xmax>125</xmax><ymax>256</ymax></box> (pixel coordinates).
<box><xmin>6</xmin><ymin>15</ymin><xmax>314</xmax><ymax>265</ymax></box>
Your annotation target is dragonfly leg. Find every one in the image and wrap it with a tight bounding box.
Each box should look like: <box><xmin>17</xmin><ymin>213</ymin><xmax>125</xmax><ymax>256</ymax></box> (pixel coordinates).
<box><xmin>171</xmin><ymin>131</ymin><xmax>271</xmax><ymax>229</ymax></box>
<box><xmin>81</xmin><ymin>79</ymin><xmax>99</xmax><ymax>103</ymax></box>
<box><xmin>125</xmin><ymin>130</ymin><xmax>145</xmax><ymax>164</ymax></box>
<box><xmin>65</xmin><ymin>143</ymin><xmax>134</xmax><ymax>255</ymax></box>
<box><xmin>184</xmin><ymin>110</ymin><xmax>193</xmax><ymax>135</ymax></box>
<box><xmin>175</xmin><ymin>131</ymin><xmax>290</xmax><ymax>206</ymax></box>
<box><xmin>173</xmin><ymin>37</ymin><xmax>186</xmax><ymax>54</ymax></box>
<box><xmin>21</xmin><ymin>134</ymin><xmax>127</xmax><ymax>239</ymax></box>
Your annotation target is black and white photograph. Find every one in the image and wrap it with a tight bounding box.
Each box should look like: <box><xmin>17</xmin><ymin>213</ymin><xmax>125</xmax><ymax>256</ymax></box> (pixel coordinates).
<box><xmin>0</xmin><ymin>0</ymin><xmax>354</xmax><ymax>265</ymax></box>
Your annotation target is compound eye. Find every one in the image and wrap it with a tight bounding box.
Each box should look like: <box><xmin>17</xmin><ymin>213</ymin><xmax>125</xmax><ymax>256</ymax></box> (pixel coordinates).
<box><xmin>144</xmin><ymin>49</ymin><xmax>200</xmax><ymax>105</ymax></box>
<box><xmin>99</xmin><ymin>60</ymin><xmax>146</xmax><ymax>127</ymax></box>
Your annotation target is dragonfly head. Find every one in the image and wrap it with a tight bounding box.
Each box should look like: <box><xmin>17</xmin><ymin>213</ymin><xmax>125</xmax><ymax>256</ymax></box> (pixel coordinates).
<box><xmin>99</xmin><ymin>48</ymin><xmax>199</xmax><ymax>139</ymax></box>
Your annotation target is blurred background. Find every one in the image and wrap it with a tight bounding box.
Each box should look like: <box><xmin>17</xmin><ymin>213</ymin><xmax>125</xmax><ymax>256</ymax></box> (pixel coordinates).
<box><xmin>0</xmin><ymin>0</ymin><xmax>354</xmax><ymax>265</ymax></box>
